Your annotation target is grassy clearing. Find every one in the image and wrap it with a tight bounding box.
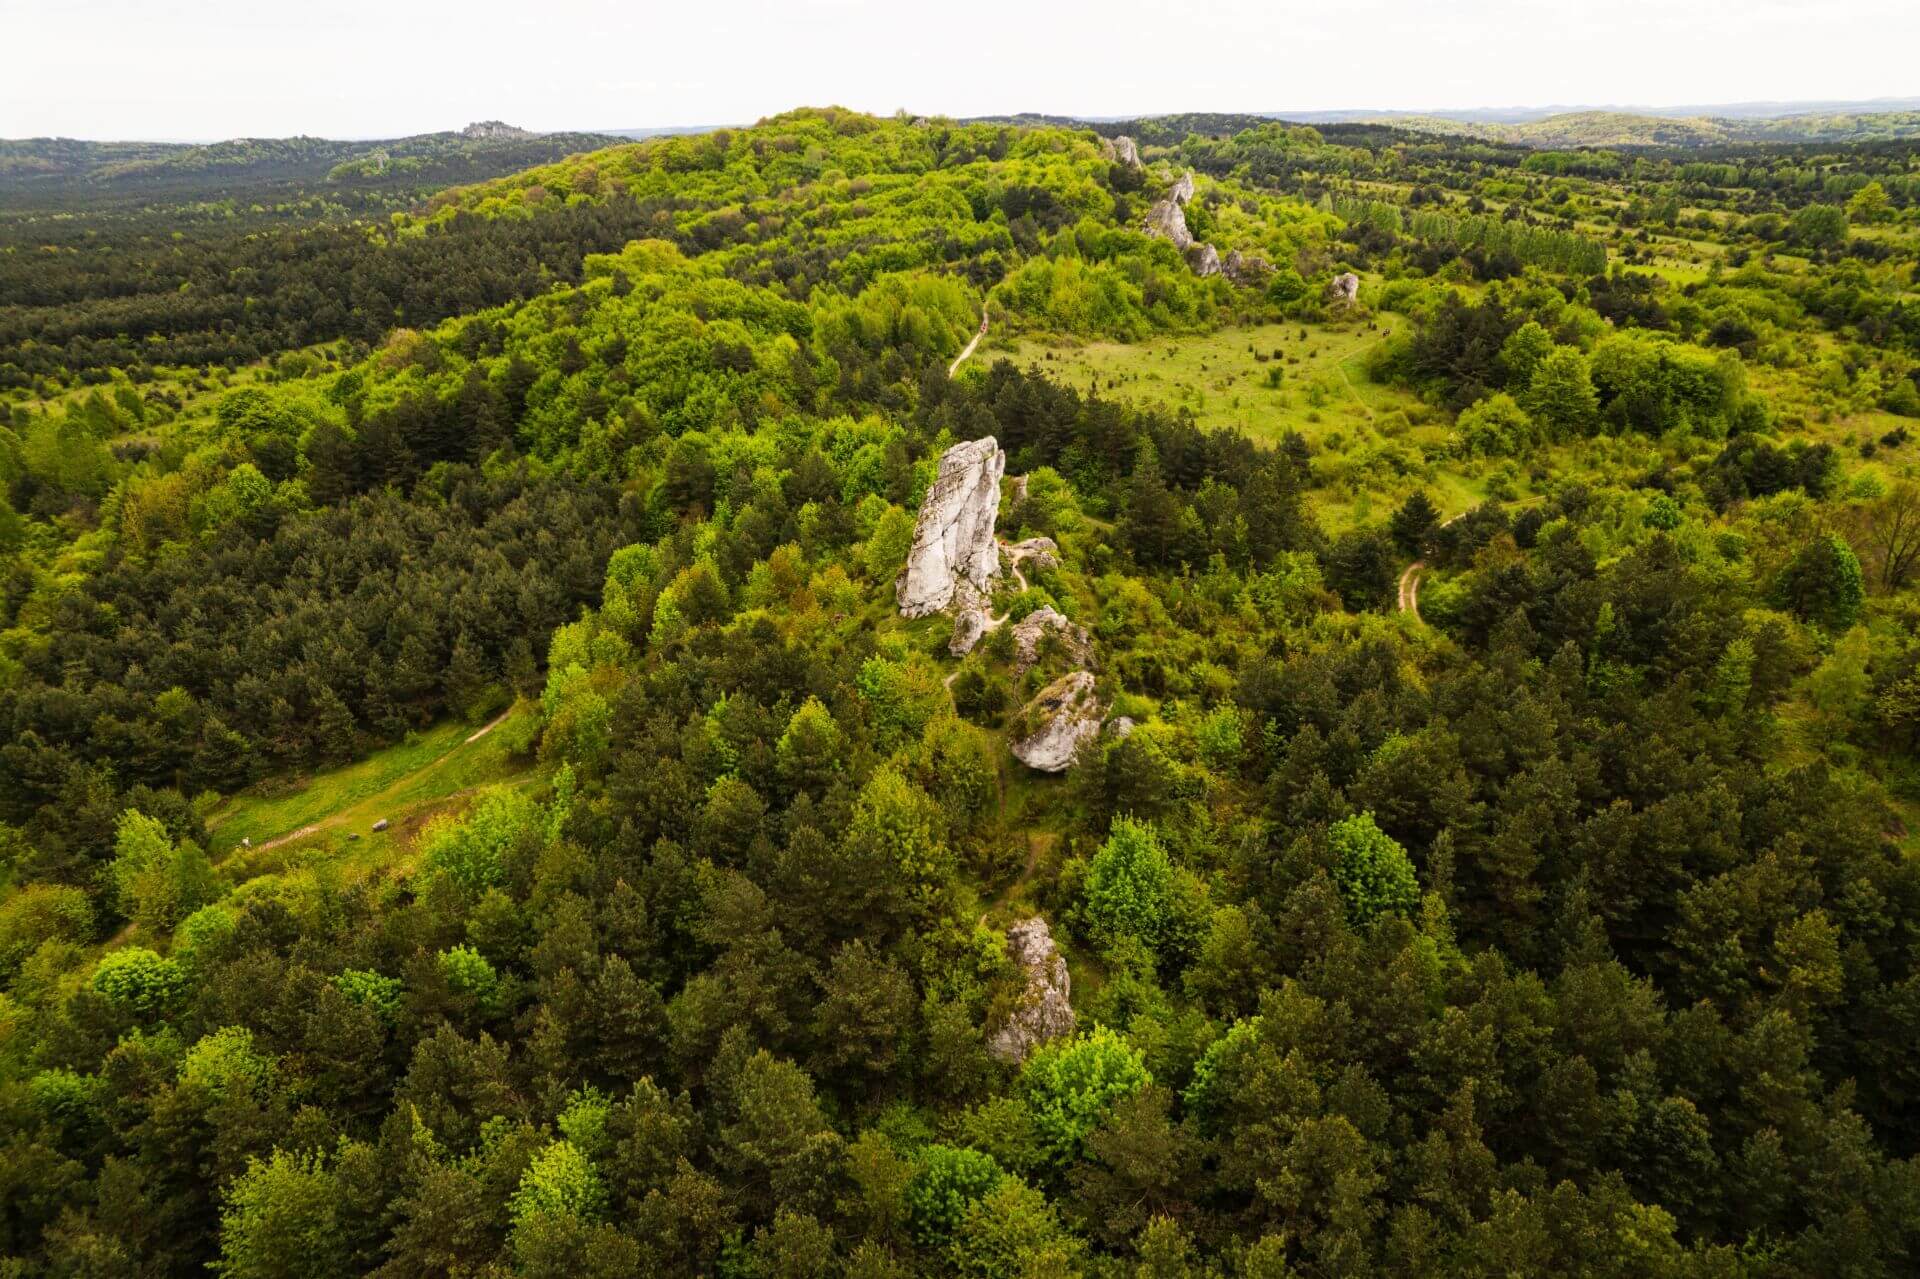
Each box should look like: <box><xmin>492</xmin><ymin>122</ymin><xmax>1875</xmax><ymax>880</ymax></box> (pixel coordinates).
<box><xmin>206</xmin><ymin>702</ymin><xmax>539</xmax><ymax>882</ymax></box>
<box><xmin>1000</xmin><ymin>321</ymin><xmax>1504</xmax><ymax>531</ymax></box>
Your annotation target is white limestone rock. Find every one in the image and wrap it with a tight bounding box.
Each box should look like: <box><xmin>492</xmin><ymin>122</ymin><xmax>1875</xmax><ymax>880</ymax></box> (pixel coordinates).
<box><xmin>1188</xmin><ymin>242</ymin><xmax>1223</xmax><ymax>277</ymax></box>
<box><xmin>1011</xmin><ymin>670</ymin><xmax>1102</xmax><ymax>772</ymax></box>
<box><xmin>987</xmin><ymin>916</ymin><xmax>1076</xmax><ymax>1063</ymax></box>
<box><xmin>1005</xmin><ymin>535</ymin><xmax>1059</xmax><ymax>571</ymax></box>
<box><xmin>1111</xmin><ymin>135</ymin><xmax>1143</xmax><ymax>169</ymax></box>
<box><xmin>1010</xmin><ymin>606</ymin><xmax>1092</xmax><ymax>675</ymax></box>
<box><xmin>948</xmin><ymin>584</ymin><xmax>994</xmax><ymax>657</ymax></box>
<box><xmin>896</xmin><ymin>438</ymin><xmax>1004</xmax><ymax>618</ymax></box>
<box><xmin>1327</xmin><ymin>272</ymin><xmax>1362</xmax><ymax>308</ymax></box>
<box><xmin>1105</xmin><ymin>716</ymin><xmax>1137</xmax><ymax>739</ymax></box>
<box><xmin>1222</xmin><ymin>248</ymin><xmax>1272</xmax><ymax>286</ymax></box>
<box><xmin>1144</xmin><ymin>193</ymin><xmax>1195</xmax><ymax>252</ymax></box>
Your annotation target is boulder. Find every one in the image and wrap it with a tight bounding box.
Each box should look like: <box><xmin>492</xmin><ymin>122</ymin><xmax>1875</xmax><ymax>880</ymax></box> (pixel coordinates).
<box><xmin>896</xmin><ymin>437</ymin><xmax>1004</xmax><ymax>618</ymax></box>
<box><xmin>371</xmin><ymin>818</ymin><xmax>390</xmax><ymax>832</ymax></box>
<box><xmin>988</xmin><ymin>917</ymin><xmax>1076</xmax><ymax>1063</ymax></box>
<box><xmin>1327</xmin><ymin>272</ymin><xmax>1361</xmax><ymax>308</ymax></box>
<box><xmin>1010</xmin><ymin>606</ymin><xmax>1092</xmax><ymax>675</ymax></box>
<box><xmin>1188</xmin><ymin>242</ymin><xmax>1223</xmax><ymax>277</ymax></box>
<box><xmin>1011</xmin><ymin>670</ymin><xmax>1102</xmax><ymax>772</ymax></box>
<box><xmin>1105</xmin><ymin>716</ymin><xmax>1137</xmax><ymax>739</ymax></box>
<box><xmin>1004</xmin><ymin>535</ymin><xmax>1059</xmax><ymax>572</ymax></box>
<box><xmin>948</xmin><ymin>584</ymin><xmax>994</xmax><ymax>657</ymax></box>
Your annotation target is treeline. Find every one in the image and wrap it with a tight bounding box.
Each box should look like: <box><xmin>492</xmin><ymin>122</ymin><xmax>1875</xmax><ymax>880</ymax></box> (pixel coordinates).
<box><xmin>1326</xmin><ymin>194</ymin><xmax>1608</xmax><ymax>275</ymax></box>
<box><xmin>0</xmin><ymin>467</ymin><xmax>638</xmax><ymax>883</ymax></box>
<box><xmin>0</xmin><ymin>196</ymin><xmax>683</xmax><ymax>386</ymax></box>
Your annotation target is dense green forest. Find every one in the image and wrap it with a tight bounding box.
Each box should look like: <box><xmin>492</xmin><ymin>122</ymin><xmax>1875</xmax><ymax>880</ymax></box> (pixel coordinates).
<box><xmin>3</xmin><ymin>104</ymin><xmax>1920</xmax><ymax>1277</ymax></box>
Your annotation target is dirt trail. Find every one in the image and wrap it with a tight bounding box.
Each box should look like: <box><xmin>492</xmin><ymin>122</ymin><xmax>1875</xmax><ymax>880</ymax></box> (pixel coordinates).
<box><xmin>942</xmin><ymin>544</ymin><xmax>1031</xmax><ymax>689</ymax></box>
<box><xmin>239</xmin><ymin>708</ymin><xmax>518</xmax><ymax>854</ymax></box>
<box><xmin>1398</xmin><ymin>513</ymin><xmax>1464</xmax><ymax>624</ymax></box>
<box><xmin>948</xmin><ymin>304</ymin><xmax>989</xmax><ymax>377</ymax></box>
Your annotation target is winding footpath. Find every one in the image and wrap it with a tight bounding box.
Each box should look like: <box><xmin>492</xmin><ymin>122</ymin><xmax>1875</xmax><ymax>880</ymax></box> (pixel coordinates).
<box><xmin>1397</xmin><ymin>512</ymin><xmax>1464</xmax><ymax>624</ymax></box>
<box><xmin>948</xmin><ymin>304</ymin><xmax>990</xmax><ymax>378</ymax></box>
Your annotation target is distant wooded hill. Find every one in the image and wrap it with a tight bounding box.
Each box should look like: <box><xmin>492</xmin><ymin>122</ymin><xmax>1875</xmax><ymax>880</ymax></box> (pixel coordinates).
<box><xmin>0</xmin><ymin>123</ymin><xmax>623</xmax><ymax>198</ymax></box>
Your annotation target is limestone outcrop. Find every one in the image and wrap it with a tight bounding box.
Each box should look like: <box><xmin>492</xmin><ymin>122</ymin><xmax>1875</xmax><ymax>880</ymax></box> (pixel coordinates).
<box><xmin>1011</xmin><ymin>670</ymin><xmax>1103</xmax><ymax>772</ymax></box>
<box><xmin>948</xmin><ymin>584</ymin><xmax>994</xmax><ymax>657</ymax></box>
<box><xmin>896</xmin><ymin>438</ymin><xmax>1004</xmax><ymax>618</ymax></box>
<box><xmin>1004</xmin><ymin>536</ymin><xmax>1059</xmax><ymax>572</ymax></box>
<box><xmin>1188</xmin><ymin>242</ymin><xmax>1223</xmax><ymax>278</ymax></box>
<box><xmin>1105</xmin><ymin>716</ymin><xmax>1137</xmax><ymax>739</ymax></box>
<box><xmin>1327</xmin><ymin>272</ymin><xmax>1361</xmax><ymax>308</ymax></box>
<box><xmin>1010</xmin><ymin>606</ymin><xmax>1092</xmax><ymax>675</ymax></box>
<box><xmin>987</xmin><ymin>916</ymin><xmax>1076</xmax><ymax>1063</ymax></box>
<box><xmin>1222</xmin><ymin>249</ymin><xmax>1272</xmax><ymax>286</ymax></box>
<box><xmin>1144</xmin><ymin>190</ymin><xmax>1195</xmax><ymax>252</ymax></box>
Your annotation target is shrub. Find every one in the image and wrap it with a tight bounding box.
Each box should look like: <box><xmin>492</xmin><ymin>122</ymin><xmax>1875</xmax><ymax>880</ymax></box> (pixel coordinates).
<box><xmin>1081</xmin><ymin>817</ymin><xmax>1174</xmax><ymax>949</ymax></box>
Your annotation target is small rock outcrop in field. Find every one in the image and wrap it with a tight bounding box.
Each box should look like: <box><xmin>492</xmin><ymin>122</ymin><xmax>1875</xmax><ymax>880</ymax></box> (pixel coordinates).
<box><xmin>897</xmin><ymin>437</ymin><xmax>1004</xmax><ymax>618</ymax></box>
<box><xmin>1011</xmin><ymin>670</ymin><xmax>1103</xmax><ymax>772</ymax></box>
<box><xmin>1010</xmin><ymin>606</ymin><xmax>1092</xmax><ymax>675</ymax></box>
<box><xmin>1327</xmin><ymin>272</ymin><xmax>1361</xmax><ymax>308</ymax></box>
<box><xmin>987</xmin><ymin>916</ymin><xmax>1076</xmax><ymax>1063</ymax></box>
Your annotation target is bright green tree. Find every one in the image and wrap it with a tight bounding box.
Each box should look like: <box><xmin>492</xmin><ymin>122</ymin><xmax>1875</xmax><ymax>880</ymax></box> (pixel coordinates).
<box><xmin>213</xmin><ymin>1149</ymin><xmax>346</xmax><ymax>1279</ymax></box>
<box><xmin>1082</xmin><ymin>817</ymin><xmax>1175</xmax><ymax>949</ymax></box>
<box><xmin>1327</xmin><ymin>811</ymin><xmax>1420</xmax><ymax>926</ymax></box>
<box><xmin>1019</xmin><ymin>1026</ymin><xmax>1152</xmax><ymax>1163</ymax></box>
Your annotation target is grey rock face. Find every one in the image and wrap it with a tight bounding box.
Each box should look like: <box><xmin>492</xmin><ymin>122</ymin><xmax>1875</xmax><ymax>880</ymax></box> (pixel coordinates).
<box><xmin>1327</xmin><ymin>272</ymin><xmax>1361</xmax><ymax>307</ymax></box>
<box><xmin>987</xmin><ymin>916</ymin><xmax>1076</xmax><ymax>1063</ymax></box>
<box><xmin>1010</xmin><ymin>606</ymin><xmax>1092</xmax><ymax>675</ymax></box>
<box><xmin>1144</xmin><ymin>193</ymin><xmax>1195</xmax><ymax>252</ymax></box>
<box><xmin>1170</xmin><ymin>170</ymin><xmax>1196</xmax><ymax>205</ymax></box>
<box><xmin>1011</xmin><ymin>670</ymin><xmax>1103</xmax><ymax>772</ymax></box>
<box><xmin>896</xmin><ymin>438</ymin><xmax>1004</xmax><ymax>618</ymax></box>
<box><xmin>1111</xmin><ymin>135</ymin><xmax>1143</xmax><ymax>169</ymax></box>
<box><xmin>1105</xmin><ymin>716</ymin><xmax>1137</xmax><ymax>739</ymax></box>
<box><xmin>948</xmin><ymin>585</ymin><xmax>994</xmax><ymax>657</ymax></box>
<box><xmin>1188</xmin><ymin>242</ymin><xmax>1223</xmax><ymax>277</ymax></box>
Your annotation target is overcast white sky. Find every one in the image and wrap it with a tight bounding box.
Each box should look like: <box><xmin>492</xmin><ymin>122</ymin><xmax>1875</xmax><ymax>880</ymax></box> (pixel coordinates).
<box><xmin>4</xmin><ymin>0</ymin><xmax>1916</xmax><ymax>141</ymax></box>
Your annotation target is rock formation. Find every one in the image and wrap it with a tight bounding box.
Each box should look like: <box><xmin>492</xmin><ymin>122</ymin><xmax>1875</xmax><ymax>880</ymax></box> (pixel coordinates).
<box><xmin>1010</xmin><ymin>606</ymin><xmax>1092</xmax><ymax>675</ymax></box>
<box><xmin>896</xmin><ymin>438</ymin><xmax>1004</xmax><ymax>618</ymax></box>
<box><xmin>987</xmin><ymin>916</ymin><xmax>1076</xmax><ymax>1063</ymax></box>
<box><xmin>948</xmin><ymin>584</ymin><xmax>994</xmax><ymax>657</ymax></box>
<box><xmin>1105</xmin><ymin>716</ymin><xmax>1137</xmax><ymax>739</ymax></box>
<box><xmin>1004</xmin><ymin>536</ymin><xmax>1059</xmax><ymax>572</ymax></box>
<box><xmin>1011</xmin><ymin>670</ymin><xmax>1103</xmax><ymax>772</ymax></box>
<box><xmin>1188</xmin><ymin>242</ymin><xmax>1223</xmax><ymax>278</ymax></box>
<box><xmin>1327</xmin><ymin>272</ymin><xmax>1361</xmax><ymax>308</ymax></box>
<box><xmin>1222</xmin><ymin>249</ymin><xmax>1272</xmax><ymax>286</ymax></box>
<box><xmin>1144</xmin><ymin>190</ymin><xmax>1195</xmax><ymax>252</ymax></box>
<box><xmin>1111</xmin><ymin>135</ymin><xmax>1143</xmax><ymax>169</ymax></box>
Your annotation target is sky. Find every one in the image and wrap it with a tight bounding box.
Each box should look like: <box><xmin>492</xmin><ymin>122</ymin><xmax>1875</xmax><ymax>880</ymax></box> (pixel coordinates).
<box><xmin>4</xmin><ymin>0</ymin><xmax>1917</xmax><ymax>141</ymax></box>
